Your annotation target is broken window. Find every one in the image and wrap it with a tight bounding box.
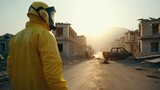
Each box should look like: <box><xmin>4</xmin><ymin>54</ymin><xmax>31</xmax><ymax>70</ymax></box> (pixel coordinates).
<box><xmin>138</xmin><ymin>41</ymin><xmax>141</xmax><ymax>52</ymax></box>
<box><xmin>69</xmin><ymin>29</ymin><xmax>71</xmax><ymax>38</ymax></box>
<box><xmin>0</xmin><ymin>43</ymin><xmax>5</xmax><ymax>52</ymax></box>
<box><xmin>158</xmin><ymin>24</ymin><xmax>160</xmax><ymax>34</ymax></box>
<box><xmin>151</xmin><ymin>42</ymin><xmax>158</xmax><ymax>52</ymax></box>
<box><xmin>131</xmin><ymin>45</ymin><xmax>134</xmax><ymax>51</ymax></box>
<box><xmin>152</xmin><ymin>24</ymin><xmax>158</xmax><ymax>35</ymax></box>
<box><xmin>138</xmin><ymin>24</ymin><xmax>141</xmax><ymax>36</ymax></box>
<box><xmin>4</xmin><ymin>35</ymin><xmax>9</xmax><ymax>39</ymax></box>
<box><xmin>69</xmin><ymin>27</ymin><xmax>75</xmax><ymax>39</ymax></box>
<box><xmin>56</xmin><ymin>27</ymin><xmax>63</xmax><ymax>37</ymax></box>
<box><xmin>58</xmin><ymin>43</ymin><xmax>63</xmax><ymax>52</ymax></box>
<box><xmin>69</xmin><ymin>44</ymin><xmax>74</xmax><ymax>55</ymax></box>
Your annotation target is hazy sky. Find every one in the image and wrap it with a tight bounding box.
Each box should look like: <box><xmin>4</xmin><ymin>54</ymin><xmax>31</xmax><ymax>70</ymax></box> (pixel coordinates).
<box><xmin>1</xmin><ymin>0</ymin><xmax>160</xmax><ymax>51</ymax></box>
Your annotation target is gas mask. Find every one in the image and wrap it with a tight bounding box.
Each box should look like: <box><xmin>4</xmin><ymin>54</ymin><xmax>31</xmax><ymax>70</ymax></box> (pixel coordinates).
<box><xmin>45</xmin><ymin>7</ymin><xmax>57</xmax><ymax>30</ymax></box>
<box><xmin>28</xmin><ymin>6</ymin><xmax>57</xmax><ymax>31</ymax></box>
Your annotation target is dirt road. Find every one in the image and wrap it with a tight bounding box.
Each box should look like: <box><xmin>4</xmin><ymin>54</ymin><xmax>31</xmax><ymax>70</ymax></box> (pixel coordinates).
<box><xmin>63</xmin><ymin>59</ymin><xmax>160</xmax><ymax>90</ymax></box>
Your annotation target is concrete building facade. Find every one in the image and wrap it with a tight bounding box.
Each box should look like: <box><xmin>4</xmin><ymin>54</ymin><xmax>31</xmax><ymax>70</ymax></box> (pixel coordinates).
<box><xmin>123</xmin><ymin>30</ymin><xmax>138</xmax><ymax>54</ymax></box>
<box><xmin>53</xmin><ymin>23</ymin><xmax>92</xmax><ymax>58</ymax></box>
<box><xmin>137</xmin><ymin>18</ymin><xmax>160</xmax><ymax>56</ymax></box>
<box><xmin>76</xmin><ymin>35</ymin><xmax>87</xmax><ymax>57</ymax></box>
<box><xmin>53</xmin><ymin>23</ymin><xmax>78</xmax><ymax>58</ymax></box>
<box><xmin>110</xmin><ymin>30</ymin><xmax>138</xmax><ymax>54</ymax></box>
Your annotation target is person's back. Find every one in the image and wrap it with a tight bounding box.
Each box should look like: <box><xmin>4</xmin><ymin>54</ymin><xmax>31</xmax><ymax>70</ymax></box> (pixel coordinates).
<box><xmin>7</xmin><ymin>2</ymin><xmax>68</xmax><ymax>90</ymax></box>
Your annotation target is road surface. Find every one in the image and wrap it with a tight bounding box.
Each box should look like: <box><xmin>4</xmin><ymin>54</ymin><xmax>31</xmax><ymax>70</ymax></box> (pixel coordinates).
<box><xmin>63</xmin><ymin>59</ymin><xmax>160</xmax><ymax>90</ymax></box>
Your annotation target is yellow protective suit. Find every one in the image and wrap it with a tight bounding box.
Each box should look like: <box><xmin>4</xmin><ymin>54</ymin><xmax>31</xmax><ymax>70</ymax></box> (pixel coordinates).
<box><xmin>7</xmin><ymin>15</ymin><xmax>68</xmax><ymax>90</ymax></box>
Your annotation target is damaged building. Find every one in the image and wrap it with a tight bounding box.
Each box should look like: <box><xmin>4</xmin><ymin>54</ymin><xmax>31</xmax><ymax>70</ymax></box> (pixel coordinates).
<box><xmin>111</xmin><ymin>30</ymin><xmax>138</xmax><ymax>54</ymax></box>
<box><xmin>123</xmin><ymin>30</ymin><xmax>138</xmax><ymax>54</ymax></box>
<box><xmin>136</xmin><ymin>18</ymin><xmax>160</xmax><ymax>56</ymax></box>
<box><xmin>53</xmin><ymin>23</ymin><xmax>77</xmax><ymax>58</ymax></box>
<box><xmin>110</xmin><ymin>17</ymin><xmax>160</xmax><ymax>56</ymax></box>
<box><xmin>53</xmin><ymin>23</ymin><xmax>93</xmax><ymax>59</ymax></box>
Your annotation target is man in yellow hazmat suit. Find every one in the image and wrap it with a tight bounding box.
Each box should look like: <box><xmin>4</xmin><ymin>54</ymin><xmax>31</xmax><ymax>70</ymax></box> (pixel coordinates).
<box><xmin>7</xmin><ymin>1</ymin><xmax>68</xmax><ymax>90</ymax></box>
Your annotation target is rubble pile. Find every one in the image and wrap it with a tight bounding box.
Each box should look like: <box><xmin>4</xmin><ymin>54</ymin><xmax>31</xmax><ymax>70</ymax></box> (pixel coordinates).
<box><xmin>0</xmin><ymin>60</ymin><xmax>10</xmax><ymax>89</ymax></box>
<box><xmin>0</xmin><ymin>71</ymin><xmax>10</xmax><ymax>88</ymax></box>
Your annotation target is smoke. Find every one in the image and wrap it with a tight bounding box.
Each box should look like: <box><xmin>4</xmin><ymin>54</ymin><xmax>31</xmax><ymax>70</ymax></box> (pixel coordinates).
<box><xmin>87</xmin><ymin>27</ymin><xmax>129</xmax><ymax>51</ymax></box>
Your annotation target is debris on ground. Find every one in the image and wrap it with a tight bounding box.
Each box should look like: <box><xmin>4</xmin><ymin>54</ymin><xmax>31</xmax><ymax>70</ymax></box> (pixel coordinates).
<box><xmin>136</xmin><ymin>55</ymin><xmax>160</xmax><ymax>60</ymax></box>
<box><xmin>146</xmin><ymin>75</ymin><xmax>160</xmax><ymax>79</ymax></box>
<box><xmin>145</xmin><ymin>58</ymin><xmax>160</xmax><ymax>63</ymax></box>
<box><xmin>135</xmin><ymin>67</ymin><xmax>145</xmax><ymax>71</ymax></box>
<box><xmin>147</xmin><ymin>68</ymin><xmax>160</xmax><ymax>79</ymax></box>
<box><xmin>0</xmin><ymin>71</ymin><xmax>10</xmax><ymax>89</ymax></box>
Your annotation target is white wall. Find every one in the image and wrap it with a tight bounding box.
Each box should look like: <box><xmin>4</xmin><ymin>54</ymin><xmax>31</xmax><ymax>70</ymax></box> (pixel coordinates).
<box><xmin>141</xmin><ymin>21</ymin><xmax>152</xmax><ymax>37</ymax></box>
<box><xmin>141</xmin><ymin>39</ymin><xmax>160</xmax><ymax>55</ymax></box>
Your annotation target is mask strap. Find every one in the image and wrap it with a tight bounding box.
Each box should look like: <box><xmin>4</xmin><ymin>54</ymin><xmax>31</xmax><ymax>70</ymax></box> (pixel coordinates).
<box><xmin>28</xmin><ymin>6</ymin><xmax>44</xmax><ymax>12</ymax></box>
<box><xmin>28</xmin><ymin>6</ymin><xmax>45</xmax><ymax>20</ymax></box>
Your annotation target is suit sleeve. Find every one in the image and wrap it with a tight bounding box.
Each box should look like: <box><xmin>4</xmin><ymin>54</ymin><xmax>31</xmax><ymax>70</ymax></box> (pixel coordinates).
<box><xmin>39</xmin><ymin>31</ymin><xmax>68</xmax><ymax>90</ymax></box>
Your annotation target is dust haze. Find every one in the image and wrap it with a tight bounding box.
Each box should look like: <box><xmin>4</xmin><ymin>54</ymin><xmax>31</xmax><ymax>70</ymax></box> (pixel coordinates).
<box><xmin>87</xmin><ymin>27</ymin><xmax>129</xmax><ymax>52</ymax></box>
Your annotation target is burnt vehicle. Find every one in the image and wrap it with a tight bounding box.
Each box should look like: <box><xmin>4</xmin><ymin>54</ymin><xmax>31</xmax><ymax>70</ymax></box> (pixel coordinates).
<box><xmin>103</xmin><ymin>47</ymin><xmax>133</xmax><ymax>63</ymax></box>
